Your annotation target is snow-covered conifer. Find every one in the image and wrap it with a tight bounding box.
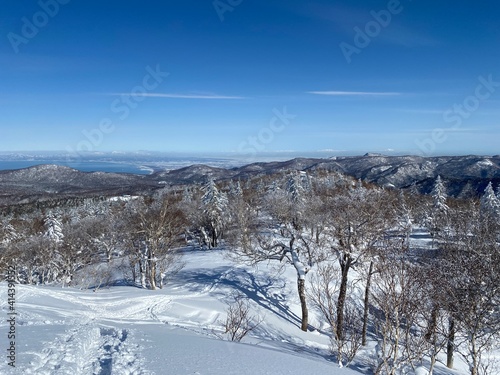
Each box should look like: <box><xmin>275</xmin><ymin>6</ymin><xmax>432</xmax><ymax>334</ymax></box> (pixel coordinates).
<box><xmin>44</xmin><ymin>211</ymin><xmax>64</xmax><ymax>243</ymax></box>
<box><xmin>480</xmin><ymin>181</ymin><xmax>500</xmax><ymax>217</ymax></box>
<box><xmin>266</xmin><ymin>179</ymin><xmax>281</xmax><ymax>196</ymax></box>
<box><xmin>229</xmin><ymin>180</ymin><xmax>243</xmax><ymax>198</ymax></box>
<box><xmin>201</xmin><ymin>178</ymin><xmax>229</xmax><ymax>248</ymax></box>
<box><xmin>285</xmin><ymin>173</ymin><xmax>304</xmax><ymax>204</ymax></box>
<box><xmin>182</xmin><ymin>186</ymin><xmax>192</xmax><ymax>202</ymax></box>
<box><xmin>1</xmin><ymin>221</ymin><xmax>19</xmax><ymax>245</ymax></box>
<box><xmin>431</xmin><ymin>175</ymin><xmax>448</xmax><ymax>212</ymax></box>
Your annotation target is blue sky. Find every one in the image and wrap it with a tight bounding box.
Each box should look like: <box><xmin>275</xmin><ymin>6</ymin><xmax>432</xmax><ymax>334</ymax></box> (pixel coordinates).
<box><xmin>1</xmin><ymin>0</ymin><xmax>499</xmax><ymax>156</ymax></box>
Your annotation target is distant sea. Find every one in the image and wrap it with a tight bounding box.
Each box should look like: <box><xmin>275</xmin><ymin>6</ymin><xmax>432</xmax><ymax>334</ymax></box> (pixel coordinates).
<box><xmin>0</xmin><ymin>151</ymin><xmax>340</xmax><ymax>175</ymax></box>
<box><xmin>0</xmin><ymin>161</ymin><xmax>153</xmax><ymax>175</ymax></box>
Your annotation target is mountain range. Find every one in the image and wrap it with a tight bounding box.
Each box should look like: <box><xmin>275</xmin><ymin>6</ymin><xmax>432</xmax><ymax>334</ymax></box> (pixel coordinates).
<box><xmin>1</xmin><ymin>154</ymin><xmax>499</xmax><ymax>206</ymax></box>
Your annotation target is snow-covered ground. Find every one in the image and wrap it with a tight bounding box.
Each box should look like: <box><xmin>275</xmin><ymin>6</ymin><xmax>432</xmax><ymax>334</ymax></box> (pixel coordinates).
<box><xmin>0</xmin><ymin>244</ymin><xmax>472</xmax><ymax>374</ymax></box>
<box><xmin>0</xmin><ymin>248</ymin><xmax>355</xmax><ymax>374</ymax></box>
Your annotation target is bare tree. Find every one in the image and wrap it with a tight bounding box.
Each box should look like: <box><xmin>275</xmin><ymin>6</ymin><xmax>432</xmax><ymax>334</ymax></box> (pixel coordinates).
<box><xmin>371</xmin><ymin>242</ymin><xmax>429</xmax><ymax>375</ymax></box>
<box><xmin>437</xmin><ymin>200</ymin><xmax>500</xmax><ymax>375</ymax></box>
<box><xmin>126</xmin><ymin>191</ymin><xmax>186</xmax><ymax>290</ymax></box>
<box><xmin>325</xmin><ymin>186</ymin><xmax>396</xmax><ymax>346</ymax></box>
<box><xmin>222</xmin><ymin>295</ymin><xmax>261</xmax><ymax>342</ymax></box>
<box><xmin>57</xmin><ymin>218</ymin><xmax>100</xmax><ymax>287</ymax></box>
<box><xmin>308</xmin><ymin>262</ymin><xmax>362</xmax><ymax>367</ymax></box>
<box><xmin>230</xmin><ymin>172</ymin><xmax>322</xmax><ymax>332</ymax></box>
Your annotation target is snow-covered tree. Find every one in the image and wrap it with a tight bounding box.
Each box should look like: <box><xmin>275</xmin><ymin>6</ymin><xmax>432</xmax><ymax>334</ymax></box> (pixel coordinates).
<box><xmin>228</xmin><ymin>180</ymin><xmax>243</xmax><ymax>198</ymax></box>
<box><xmin>458</xmin><ymin>181</ymin><xmax>476</xmax><ymax>199</ymax></box>
<box><xmin>426</xmin><ymin>176</ymin><xmax>449</xmax><ymax>237</ymax></box>
<box><xmin>371</xmin><ymin>245</ymin><xmax>429</xmax><ymax>375</ymax></box>
<box><xmin>127</xmin><ymin>192</ymin><xmax>186</xmax><ymax>289</ymax></box>
<box><xmin>266</xmin><ymin>179</ymin><xmax>280</xmax><ymax>193</ymax></box>
<box><xmin>480</xmin><ymin>182</ymin><xmax>500</xmax><ymax>218</ymax></box>
<box><xmin>231</xmin><ymin>174</ymin><xmax>324</xmax><ymax>332</ymax></box>
<box><xmin>0</xmin><ymin>220</ymin><xmax>19</xmax><ymax>245</ymax></box>
<box><xmin>431</xmin><ymin>175</ymin><xmax>448</xmax><ymax>212</ymax></box>
<box><xmin>182</xmin><ymin>185</ymin><xmax>193</xmax><ymax>203</ymax></box>
<box><xmin>201</xmin><ymin>178</ymin><xmax>229</xmax><ymax>248</ymax></box>
<box><xmin>285</xmin><ymin>172</ymin><xmax>305</xmax><ymax>204</ymax></box>
<box><xmin>44</xmin><ymin>211</ymin><xmax>64</xmax><ymax>243</ymax></box>
<box><xmin>437</xmin><ymin>201</ymin><xmax>500</xmax><ymax>375</ymax></box>
<box><xmin>325</xmin><ymin>186</ymin><xmax>397</xmax><ymax>359</ymax></box>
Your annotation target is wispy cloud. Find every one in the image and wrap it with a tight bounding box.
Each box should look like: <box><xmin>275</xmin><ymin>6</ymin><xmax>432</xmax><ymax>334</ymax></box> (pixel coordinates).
<box><xmin>381</xmin><ymin>27</ymin><xmax>439</xmax><ymax>48</ymax></box>
<box><xmin>395</xmin><ymin>108</ymin><xmax>445</xmax><ymax>114</ymax></box>
<box><xmin>307</xmin><ymin>91</ymin><xmax>400</xmax><ymax>96</ymax></box>
<box><xmin>300</xmin><ymin>4</ymin><xmax>439</xmax><ymax>48</ymax></box>
<box><xmin>108</xmin><ymin>93</ymin><xmax>246</xmax><ymax>99</ymax></box>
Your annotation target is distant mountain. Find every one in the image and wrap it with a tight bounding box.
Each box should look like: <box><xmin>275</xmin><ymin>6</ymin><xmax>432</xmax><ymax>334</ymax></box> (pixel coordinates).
<box><xmin>154</xmin><ymin>164</ymin><xmax>231</xmax><ymax>184</ymax></box>
<box><xmin>322</xmin><ymin>154</ymin><xmax>500</xmax><ymax>195</ymax></box>
<box><xmin>156</xmin><ymin>154</ymin><xmax>500</xmax><ymax>196</ymax></box>
<box><xmin>1</xmin><ymin>155</ymin><xmax>499</xmax><ymax>206</ymax></box>
<box><xmin>0</xmin><ymin>164</ymin><xmax>159</xmax><ymax>205</ymax></box>
<box><xmin>158</xmin><ymin>154</ymin><xmax>500</xmax><ymax>196</ymax></box>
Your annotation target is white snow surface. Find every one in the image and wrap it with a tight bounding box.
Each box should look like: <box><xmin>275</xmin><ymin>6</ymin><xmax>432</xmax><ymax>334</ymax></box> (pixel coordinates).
<box><xmin>0</xmin><ymin>243</ymin><xmax>472</xmax><ymax>374</ymax></box>
<box><xmin>0</xmin><ymin>248</ymin><xmax>361</xmax><ymax>375</ymax></box>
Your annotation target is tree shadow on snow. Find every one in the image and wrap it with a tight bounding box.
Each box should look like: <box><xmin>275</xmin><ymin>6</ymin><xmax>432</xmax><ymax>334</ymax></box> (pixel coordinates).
<box><xmin>170</xmin><ymin>266</ymin><xmax>304</xmax><ymax>329</ymax></box>
<box><xmin>170</xmin><ymin>266</ymin><xmax>370</xmax><ymax>373</ymax></box>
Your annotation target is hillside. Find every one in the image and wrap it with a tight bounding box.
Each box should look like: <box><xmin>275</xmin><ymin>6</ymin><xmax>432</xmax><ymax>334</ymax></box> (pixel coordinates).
<box><xmin>0</xmin><ymin>246</ymin><xmax>468</xmax><ymax>375</ymax></box>
<box><xmin>1</xmin><ymin>155</ymin><xmax>499</xmax><ymax>206</ymax></box>
<box><xmin>1</xmin><ymin>248</ymin><xmax>361</xmax><ymax>375</ymax></box>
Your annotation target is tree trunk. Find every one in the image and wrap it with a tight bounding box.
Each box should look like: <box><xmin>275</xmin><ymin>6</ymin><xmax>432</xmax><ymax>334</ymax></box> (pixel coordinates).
<box><xmin>362</xmin><ymin>260</ymin><xmax>374</xmax><ymax>346</ymax></box>
<box><xmin>428</xmin><ymin>312</ymin><xmax>438</xmax><ymax>375</ymax></box>
<box><xmin>149</xmin><ymin>259</ymin><xmax>157</xmax><ymax>290</ymax></box>
<box><xmin>212</xmin><ymin>227</ymin><xmax>218</xmax><ymax>248</ymax></box>
<box><xmin>425</xmin><ymin>304</ymin><xmax>439</xmax><ymax>340</ymax></box>
<box><xmin>298</xmin><ymin>278</ymin><xmax>308</xmax><ymax>331</ymax></box>
<box><xmin>447</xmin><ymin>317</ymin><xmax>455</xmax><ymax>369</ymax></box>
<box><xmin>139</xmin><ymin>260</ymin><xmax>147</xmax><ymax>289</ymax></box>
<box><xmin>471</xmin><ymin>333</ymin><xmax>478</xmax><ymax>375</ymax></box>
<box><xmin>337</xmin><ymin>257</ymin><xmax>351</xmax><ymax>341</ymax></box>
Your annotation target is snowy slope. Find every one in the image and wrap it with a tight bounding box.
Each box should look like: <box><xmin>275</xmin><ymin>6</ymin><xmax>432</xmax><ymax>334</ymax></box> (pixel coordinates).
<box><xmin>0</xmin><ymin>245</ymin><xmax>471</xmax><ymax>374</ymax></box>
<box><xmin>0</xmin><ymin>249</ymin><xmax>361</xmax><ymax>375</ymax></box>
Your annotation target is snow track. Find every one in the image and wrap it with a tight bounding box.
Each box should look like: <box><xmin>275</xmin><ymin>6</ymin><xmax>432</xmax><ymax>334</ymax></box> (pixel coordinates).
<box><xmin>20</xmin><ymin>323</ymin><xmax>148</xmax><ymax>375</ymax></box>
<box><xmin>25</xmin><ymin>322</ymin><xmax>101</xmax><ymax>375</ymax></box>
<box><xmin>96</xmin><ymin>328</ymin><xmax>147</xmax><ymax>375</ymax></box>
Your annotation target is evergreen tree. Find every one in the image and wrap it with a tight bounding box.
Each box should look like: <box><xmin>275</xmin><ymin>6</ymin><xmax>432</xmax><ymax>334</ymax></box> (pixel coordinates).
<box><xmin>228</xmin><ymin>180</ymin><xmax>243</xmax><ymax>198</ymax></box>
<box><xmin>285</xmin><ymin>173</ymin><xmax>305</xmax><ymax>204</ymax></box>
<box><xmin>44</xmin><ymin>211</ymin><xmax>64</xmax><ymax>243</ymax></box>
<box><xmin>201</xmin><ymin>178</ymin><xmax>229</xmax><ymax>248</ymax></box>
<box><xmin>0</xmin><ymin>220</ymin><xmax>19</xmax><ymax>245</ymax></box>
<box><xmin>182</xmin><ymin>186</ymin><xmax>193</xmax><ymax>203</ymax></box>
<box><xmin>480</xmin><ymin>182</ymin><xmax>500</xmax><ymax>218</ymax></box>
<box><xmin>431</xmin><ymin>175</ymin><xmax>448</xmax><ymax>212</ymax></box>
<box><xmin>458</xmin><ymin>181</ymin><xmax>475</xmax><ymax>199</ymax></box>
<box><xmin>270</xmin><ymin>179</ymin><xmax>281</xmax><ymax>192</ymax></box>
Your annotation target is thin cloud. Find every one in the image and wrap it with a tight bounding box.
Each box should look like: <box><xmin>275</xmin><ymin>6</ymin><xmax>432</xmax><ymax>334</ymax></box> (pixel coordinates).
<box><xmin>381</xmin><ymin>26</ymin><xmax>439</xmax><ymax>48</ymax></box>
<box><xmin>307</xmin><ymin>91</ymin><xmax>401</xmax><ymax>96</ymax></box>
<box><xmin>395</xmin><ymin>108</ymin><xmax>445</xmax><ymax>114</ymax></box>
<box><xmin>108</xmin><ymin>93</ymin><xmax>246</xmax><ymax>99</ymax></box>
<box><xmin>300</xmin><ymin>4</ymin><xmax>439</xmax><ymax>47</ymax></box>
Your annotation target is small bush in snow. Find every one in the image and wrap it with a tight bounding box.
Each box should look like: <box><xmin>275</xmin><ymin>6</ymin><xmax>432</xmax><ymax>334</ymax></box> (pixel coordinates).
<box><xmin>223</xmin><ymin>296</ymin><xmax>260</xmax><ymax>342</ymax></box>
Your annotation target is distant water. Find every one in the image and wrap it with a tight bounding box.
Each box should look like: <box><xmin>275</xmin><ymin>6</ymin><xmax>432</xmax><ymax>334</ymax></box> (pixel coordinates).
<box><xmin>0</xmin><ymin>151</ymin><xmax>338</xmax><ymax>175</ymax></box>
<box><xmin>0</xmin><ymin>161</ymin><xmax>153</xmax><ymax>175</ymax></box>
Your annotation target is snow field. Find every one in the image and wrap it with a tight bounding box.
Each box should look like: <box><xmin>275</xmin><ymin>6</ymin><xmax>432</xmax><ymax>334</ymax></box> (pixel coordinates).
<box><xmin>0</xmin><ymin>242</ymin><xmax>479</xmax><ymax>374</ymax></box>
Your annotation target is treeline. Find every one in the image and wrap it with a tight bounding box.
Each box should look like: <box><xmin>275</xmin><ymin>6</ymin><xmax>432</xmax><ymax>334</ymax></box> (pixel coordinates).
<box><xmin>0</xmin><ymin>170</ymin><xmax>499</xmax><ymax>374</ymax></box>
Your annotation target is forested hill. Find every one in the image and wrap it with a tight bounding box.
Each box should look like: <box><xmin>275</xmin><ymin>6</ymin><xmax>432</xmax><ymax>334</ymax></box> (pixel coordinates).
<box><xmin>1</xmin><ymin>154</ymin><xmax>499</xmax><ymax>206</ymax></box>
<box><xmin>157</xmin><ymin>154</ymin><xmax>500</xmax><ymax>192</ymax></box>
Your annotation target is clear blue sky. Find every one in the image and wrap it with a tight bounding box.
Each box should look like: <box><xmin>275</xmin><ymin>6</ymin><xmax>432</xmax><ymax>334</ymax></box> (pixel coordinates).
<box><xmin>1</xmin><ymin>0</ymin><xmax>499</xmax><ymax>156</ymax></box>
